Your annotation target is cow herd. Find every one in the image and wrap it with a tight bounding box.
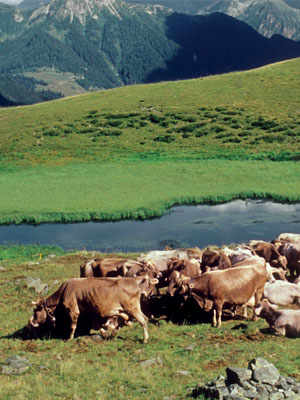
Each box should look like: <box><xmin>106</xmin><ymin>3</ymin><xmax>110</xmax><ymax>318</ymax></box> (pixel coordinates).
<box><xmin>26</xmin><ymin>232</ymin><xmax>300</xmax><ymax>341</ymax></box>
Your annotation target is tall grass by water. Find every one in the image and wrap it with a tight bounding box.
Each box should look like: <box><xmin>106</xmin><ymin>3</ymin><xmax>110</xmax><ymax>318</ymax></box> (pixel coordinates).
<box><xmin>0</xmin><ymin>160</ymin><xmax>300</xmax><ymax>224</ymax></box>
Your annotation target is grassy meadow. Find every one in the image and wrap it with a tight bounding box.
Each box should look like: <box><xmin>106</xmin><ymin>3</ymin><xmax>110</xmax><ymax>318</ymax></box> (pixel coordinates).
<box><xmin>1</xmin><ymin>59</ymin><xmax>300</xmax><ymax>398</ymax></box>
<box><xmin>0</xmin><ymin>57</ymin><xmax>300</xmax><ymax>223</ymax></box>
<box><xmin>1</xmin><ymin>160</ymin><xmax>300</xmax><ymax>224</ymax></box>
<box><xmin>0</xmin><ymin>246</ymin><xmax>300</xmax><ymax>400</ymax></box>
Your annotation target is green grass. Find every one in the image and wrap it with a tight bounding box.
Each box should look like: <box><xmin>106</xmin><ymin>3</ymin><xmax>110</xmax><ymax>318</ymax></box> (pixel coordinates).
<box><xmin>1</xmin><ymin>58</ymin><xmax>300</xmax><ymax>165</ymax></box>
<box><xmin>0</xmin><ymin>160</ymin><xmax>300</xmax><ymax>224</ymax></box>
<box><xmin>0</xmin><ymin>247</ymin><xmax>299</xmax><ymax>400</ymax></box>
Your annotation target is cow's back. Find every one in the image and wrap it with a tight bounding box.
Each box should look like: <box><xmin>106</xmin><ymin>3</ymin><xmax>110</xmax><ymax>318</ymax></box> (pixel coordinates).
<box><xmin>194</xmin><ymin>265</ymin><xmax>267</xmax><ymax>305</ymax></box>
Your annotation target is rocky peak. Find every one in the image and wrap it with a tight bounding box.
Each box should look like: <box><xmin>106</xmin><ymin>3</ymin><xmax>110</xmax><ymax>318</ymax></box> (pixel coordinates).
<box><xmin>29</xmin><ymin>0</ymin><xmax>122</xmax><ymax>24</ymax></box>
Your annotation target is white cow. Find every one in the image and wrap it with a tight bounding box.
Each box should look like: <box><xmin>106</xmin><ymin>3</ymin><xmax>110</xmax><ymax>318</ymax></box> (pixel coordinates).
<box><xmin>263</xmin><ymin>280</ymin><xmax>300</xmax><ymax>306</ymax></box>
<box><xmin>255</xmin><ymin>299</ymin><xmax>300</xmax><ymax>337</ymax></box>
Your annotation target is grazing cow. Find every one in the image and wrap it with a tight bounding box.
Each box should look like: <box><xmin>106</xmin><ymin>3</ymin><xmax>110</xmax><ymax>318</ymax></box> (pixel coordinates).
<box><xmin>255</xmin><ymin>299</ymin><xmax>300</xmax><ymax>337</ymax></box>
<box><xmin>28</xmin><ymin>276</ymin><xmax>157</xmax><ymax>343</ymax></box>
<box><xmin>263</xmin><ymin>280</ymin><xmax>300</xmax><ymax>307</ymax></box>
<box><xmin>185</xmin><ymin>263</ymin><xmax>268</xmax><ymax>328</ymax></box>
<box><xmin>249</xmin><ymin>240</ymin><xmax>287</xmax><ymax>269</ymax></box>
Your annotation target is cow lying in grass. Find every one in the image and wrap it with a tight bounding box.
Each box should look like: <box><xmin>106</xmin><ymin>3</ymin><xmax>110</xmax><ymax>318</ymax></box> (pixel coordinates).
<box><xmin>28</xmin><ymin>276</ymin><xmax>157</xmax><ymax>343</ymax></box>
<box><xmin>255</xmin><ymin>299</ymin><xmax>300</xmax><ymax>337</ymax></box>
<box><xmin>263</xmin><ymin>280</ymin><xmax>300</xmax><ymax>307</ymax></box>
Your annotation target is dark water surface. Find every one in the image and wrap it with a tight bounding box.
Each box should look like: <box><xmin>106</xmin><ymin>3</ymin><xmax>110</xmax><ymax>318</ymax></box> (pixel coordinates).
<box><xmin>1</xmin><ymin>200</ymin><xmax>300</xmax><ymax>252</ymax></box>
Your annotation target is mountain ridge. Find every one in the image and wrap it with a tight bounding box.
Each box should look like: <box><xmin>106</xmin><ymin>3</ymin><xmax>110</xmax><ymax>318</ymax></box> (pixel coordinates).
<box><xmin>1</xmin><ymin>0</ymin><xmax>300</xmax><ymax>105</ymax></box>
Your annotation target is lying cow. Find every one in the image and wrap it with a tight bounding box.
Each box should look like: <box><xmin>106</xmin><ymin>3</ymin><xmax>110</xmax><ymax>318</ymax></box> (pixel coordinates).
<box><xmin>263</xmin><ymin>280</ymin><xmax>300</xmax><ymax>307</ymax></box>
<box><xmin>185</xmin><ymin>262</ymin><xmax>268</xmax><ymax>328</ymax></box>
<box><xmin>28</xmin><ymin>276</ymin><xmax>157</xmax><ymax>343</ymax></box>
<box><xmin>255</xmin><ymin>299</ymin><xmax>300</xmax><ymax>337</ymax></box>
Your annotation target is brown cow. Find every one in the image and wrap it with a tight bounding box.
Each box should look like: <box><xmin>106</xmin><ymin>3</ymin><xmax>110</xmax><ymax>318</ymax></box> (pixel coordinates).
<box><xmin>166</xmin><ymin>258</ymin><xmax>201</xmax><ymax>296</ymax></box>
<box><xmin>185</xmin><ymin>262</ymin><xmax>268</xmax><ymax>328</ymax></box>
<box><xmin>200</xmin><ymin>247</ymin><xmax>232</xmax><ymax>273</ymax></box>
<box><xmin>249</xmin><ymin>240</ymin><xmax>287</xmax><ymax>269</ymax></box>
<box><xmin>80</xmin><ymin>257</ymin><xmax>158</xmax><ymax>280</ymax></box>
<box><xmin>274</xmin><ymin>241</ymin><xmax>300</xmax><ymax>280</ymax></box>
<box><xmin>137</xmin><ymin>248</ymin><xmax>202</xmax><ymax>293</ymax></box>
<box><xmin>28</xmin><ymin>276</ymin><xmax>157</xmax><ymax>343</ymax></box>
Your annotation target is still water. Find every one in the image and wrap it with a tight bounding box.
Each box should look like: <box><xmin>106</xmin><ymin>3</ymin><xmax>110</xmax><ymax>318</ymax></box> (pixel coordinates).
<box><xmin>0</xmin><ymin>200</ymin><xmax>300</xmax><ymax>252</ymax></box>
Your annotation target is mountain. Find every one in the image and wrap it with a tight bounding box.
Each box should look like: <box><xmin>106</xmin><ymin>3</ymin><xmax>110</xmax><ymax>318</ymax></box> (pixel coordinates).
<box><xmin>18</xmin><ymin>0</ymin><xmax>48</xmax><ymax>8</ymax></box>
<box><xmin>17</xmin><ymin>0</ymin><xmax>300</xmax><ymax>40</ymax></box>
<box><xmin>121</xmin><ymin>0</ymin><xmax>300</xmax><ymax>41</ymax></box>
<box><xmin>1</xmin><ymin>0</ymin><xmax>300</xmax><ymax>105</ymax></box>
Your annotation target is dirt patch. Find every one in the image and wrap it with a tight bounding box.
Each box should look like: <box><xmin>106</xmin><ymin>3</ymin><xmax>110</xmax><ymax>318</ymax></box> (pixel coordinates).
<box><xmin>24</xmin><ymin>341</ymin><xmax>39</xmax><ymax>353</ymax></box>
<box><xmin>206</xmin><ymin>334</ymin><xmax>238</xmax><ymax>345</ymax></box>
<box><xmin>204</xmin><ymin>359</ymin><xmax>228</xmax><ymax>370</ymax></box>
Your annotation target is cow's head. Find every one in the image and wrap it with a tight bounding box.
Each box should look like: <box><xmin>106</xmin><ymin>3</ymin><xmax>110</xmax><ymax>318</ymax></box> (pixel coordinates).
<box><xmin>29</xmin><ymin>299</ymin><xmax>56</xmax><ymax>331</ymax></box>
<box><xmin>136</xmin><ymin>274</ymin><xmax>159</xmax><ymax>297</ymax></box>
<box><xmin>254</xmin><ymin>299</ymin><xmax>278</xmax><ymax>318</ymax></box>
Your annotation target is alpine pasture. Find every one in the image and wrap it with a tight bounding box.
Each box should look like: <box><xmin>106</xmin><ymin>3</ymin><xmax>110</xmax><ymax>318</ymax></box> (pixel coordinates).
<box><xmin>0</xmin><ymin>58</ymin><xmax>300</xmax><ymax>399</ymax></box>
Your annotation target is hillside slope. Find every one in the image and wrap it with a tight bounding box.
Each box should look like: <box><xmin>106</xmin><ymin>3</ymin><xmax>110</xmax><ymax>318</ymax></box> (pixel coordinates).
<box><xmin>0</xmin><ymin>57</ymin><xmax>300</xmax><ymax>165</ymax></box>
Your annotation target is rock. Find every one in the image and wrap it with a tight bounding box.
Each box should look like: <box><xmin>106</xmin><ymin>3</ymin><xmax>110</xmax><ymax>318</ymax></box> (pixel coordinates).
<box><xmin>25</xmin><ymin>277</ymin><xmax>48</xmax><ymax>295</ymax></box>
<box><xmin>1</xmin><ymin>355</ymin><xmax>31</xmax><ymax>375</ymax></box>
<box><xmin>213</xmin><ymin>375</ymin><xmax>227</xmax><ymax>388</ymax></box>
<box><xmin>226</xmin><ymin>367</ymin><xmax>252</xmax><ymax>386</ymax></box>
<box><xmin>140</xmin><ymin>357</ymin><xmax>163</xmax><ymax>368</ymax></box>
<box><xmin>176</xmin><ymin>370</ymin><xmax>190</xmax><ymax>376</ymax></box>
<box><xmin>228</xmin><ymin>383</ymin><xmax>247</xmax><ymax>397</ymax></box>
<box><xmin>0</xmin><ymin>266</ymin><xmax>5</xmax><ymax>271</ymax></box>
<box><xmin>184</xmin><ymin>343</ymin><xmax>196</xmax><ymax>352</ymax></box>
<box><xmin>47</xmin><ymin>254</ymin><xmax>57</xmax><ymax>259</ymax></box>
<box><xmin>191</xmin><ymin>358</ymin><xmax>300</xmax><ymax>399</ymax></box>
<box><xmin>249</xmin><ymin>358</ymin><xmax>280</xmax><ymax>385</ymax></box>
<box><xmin>269</xmin><ymin>393</ymin><xmax>285</xmax><ymax>400</ymax></box>
<box><xmin>276</xmin><ymin>376</ymin><xmax>290</xmax><ymax>391</ymax></box>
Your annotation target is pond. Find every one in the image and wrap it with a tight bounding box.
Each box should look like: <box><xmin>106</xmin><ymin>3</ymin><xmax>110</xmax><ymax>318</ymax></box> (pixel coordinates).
<box><xmin>0</xmin><ymin>199</ymin><xmax>300</xmax><ymax>252</ymax></box>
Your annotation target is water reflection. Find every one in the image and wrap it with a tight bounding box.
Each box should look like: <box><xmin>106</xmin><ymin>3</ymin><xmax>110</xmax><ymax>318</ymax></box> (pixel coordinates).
<box><xmin>0</xmin><ymin>200</ymin><xmax>300</xmax><ymax>252</ymax></box>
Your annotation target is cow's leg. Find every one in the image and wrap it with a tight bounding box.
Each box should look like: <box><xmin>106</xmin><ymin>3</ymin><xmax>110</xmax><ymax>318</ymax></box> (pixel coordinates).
<box><xmin>214</xmin><ymin>300</ymin><xmax>223</xmax><ymax>328</ymax></box>
<box><xmin>253</xmin><ymin>289</ymin><xmax>264</xmax><ymax>321</ymax></box>
<box><xmin>212</xmin><ymin>308</ymin><xmax>217</xmax><ymax>327</ymax></box>
<box><xmin>67</xmin><ymin>304</ymin><xmax>80</xmax><ymax>340</ymax></box>
<box><xmin>128</xmin><ymin>306</ymin><xmax>149</xmax><ymax>344</ymax></box>
<box><xmin>273</xmin><ymin>325</ymin><xmax>286</xmax><ymax>336</ymax></box>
